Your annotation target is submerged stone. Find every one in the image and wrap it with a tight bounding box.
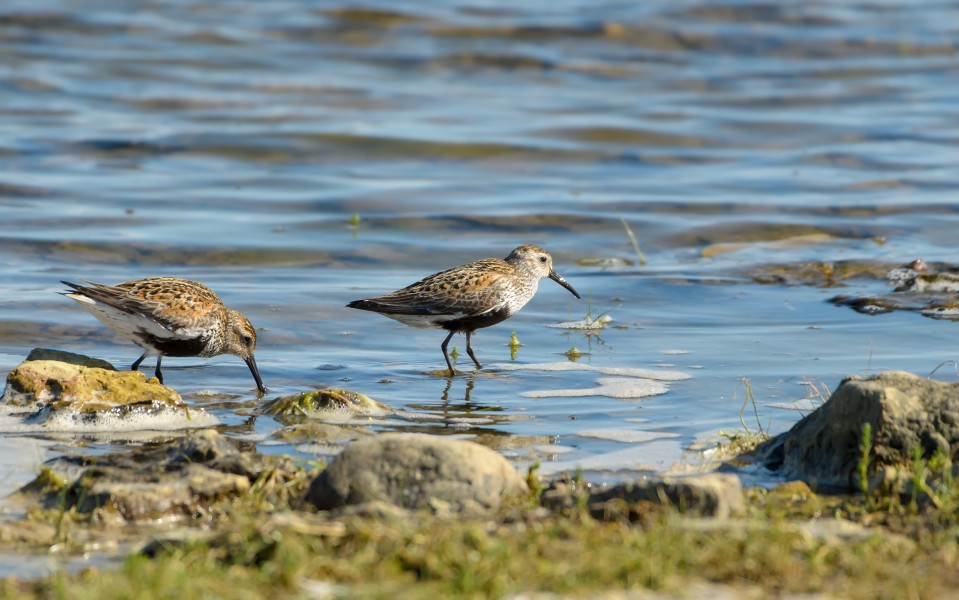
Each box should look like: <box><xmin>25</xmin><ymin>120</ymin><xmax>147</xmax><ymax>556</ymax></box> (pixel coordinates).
<box><xmin>701</xmin><ymin>233</ymin><xmax>838</xmax><ymax>258</ymax></box>
<box><xmin>272</xmin><ymin>421</ymin><xmax>368</xmax><ymax>445</ymax></box>
<box><xmin>576</xmin><ymin>256</ymin><xmax>634</xmax><ymax>268</ymax></box>
<box><xmin>259</xmin><ymin>389</ymin><xmax>392</xmax><ymax>424</ymax></box>
<box><xmin>830</xmin><ymin>264</ymin><xmax>959</xmax><ymax>320</ymax></box>
<box><xmin>748</xmin><ymin>259</ymin><xmax>890</xmax><ymax>287</ymax></box>
<box><xmin>306</xmin><ymin>433</ymin><xmax>528</xmax><ymax>513</ymax></box>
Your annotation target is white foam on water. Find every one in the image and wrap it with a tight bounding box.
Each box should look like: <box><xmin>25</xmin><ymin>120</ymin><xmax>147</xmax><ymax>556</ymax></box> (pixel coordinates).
<box><xmin>659</xmin><ymin>349</ymin><xmax>690</xmax><ymax>355</ymax></box>
<box><xmin>395</xmin><ymin>411</ymin><xmax>446</xmax><ymax>423</ymax></box>
<box><xmin>232</xmin><ymin>432</ymin><xmax>270</xmax><ymax>443</ymax></box>
<box><xmin>291</xmin><ymin>405</ymin><xmax>388</xmax><ymax>425</ymax></box>
<box><xmin>255</xmin><ymin>438</ymin><xmax>289</xmax><ymax>447</ymax></box>
<box><xmin>575</xmin><ymin>429</ymin><xmax>679</xmax><ymax>444</ymax></box>
<box><xmin>532</xmin><ymin>444</ymin><xmax>574</xmax><ymax>455</ymax></box>
<box><xmin>0</xmin><ymin>404</ymin><xmax>219</xmax><ymax>433</ymax></box>
<box><xmin>921</xmin><ymin>306</ymin><xmax>959</xmax><ymax>318</ymax></box>
<box><xmin>547</xmin><ymin>315</ymin><xmax>613</xmax><ymax>330</ymax></box>
<box><xmin>324</xmin><ymin>406</ymin><xmax>368</xmax><ymax>423</ymax></box>
<box><xmin>342</xmin><ymin>416</ymin><xmax>395</xmax><ymax>427</ymax></box>
<box><xmin>479</xmin><ymin>413</ymin><xmax>535</xmax><ymax>423</ymax></box>
<box><xmin>537</xmin><ymin>439</ymin><xmax>683</xmax><ymax>476</ymax></box>
<box><xmin>767</xmin><ymin>398</ymin><xmax>821</xmax><ymax>412</ymax></box>
<box><xmin>522</xmin><ymin>377</ymin><xmax>669</xmax><ymax>399</ymax></box>
<box><xmin>446</xmin><ymin>417</ymin><xmax>497</xmax><ymax>426</ymax></box>
<box><xmin>0</xmin><ymin>435</ymin><xmax>53</xmax><ymax>503</ymax></box>
<box><xmin>444</xmin><ymin>433</ymin><xmax>478</xmax><ymax>441</ymax></box>
<box><xmin>491</xmin><ymin>361</ymin><xmax>690</xmax><ymax>381</ymax></box>
<box><xmin>294</xmin><ymin>442</ymin><xmax>344</xmax><ymax>456</ymax></box>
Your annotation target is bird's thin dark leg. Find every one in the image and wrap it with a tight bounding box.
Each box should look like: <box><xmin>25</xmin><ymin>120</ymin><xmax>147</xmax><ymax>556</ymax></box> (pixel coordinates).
<box><xmin>465</xmin><ymin>331</ymin><xmax>482</xmax><ymax>369</ymax></box>
<box><xmin>131</xmin><ymin>353</ymin><xmax>147</xmax><ymax>372</ymax></box>
<box><xmin>154</xmin><ymin>355</ymin><xmax>164</xmax><ymax>384</ymax></box>
<box><xmin>440</xmin><ymin>330</ymin><xmax>456</xmax><ymax>375</ymax></box>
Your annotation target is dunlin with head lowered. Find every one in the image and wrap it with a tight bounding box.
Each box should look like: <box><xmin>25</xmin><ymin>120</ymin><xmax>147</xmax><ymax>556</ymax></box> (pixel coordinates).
<box><xmin>347</xmin><ymin>244</ymin><xmax>580</xmax><ymax>374</ymax></box>
<box><xmin>61</xmin><ymin>278</ymin><xmax>266</xmax><ymax>393</ymax></box>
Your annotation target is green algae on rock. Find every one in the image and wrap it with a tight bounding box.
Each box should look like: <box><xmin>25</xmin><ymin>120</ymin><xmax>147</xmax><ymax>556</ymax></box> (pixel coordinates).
<box><xmin>2</xmin><ymin>359</ymin><xmax>182</xmax><ymax>411</ymax></box>
<box><xmin>12</xmin><ymin>430</ymin><xmax>297</xmax><ymax>525</ymax></box>
<box><xmin>259</xmin><ymin>389</ymin><xmax>392</xmax><ymax>424</ymax></box>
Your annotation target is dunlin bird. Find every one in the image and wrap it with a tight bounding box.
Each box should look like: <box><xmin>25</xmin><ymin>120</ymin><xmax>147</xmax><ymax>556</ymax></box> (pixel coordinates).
<box><xmin>347</xmin><ymin>244</ymin><xmax>580</xmax><ymax>373</ymax></box>
<box><xmin>60</xmin><ymin>278</ymin><xmax>266</xmax><ymax>393</ymax></box>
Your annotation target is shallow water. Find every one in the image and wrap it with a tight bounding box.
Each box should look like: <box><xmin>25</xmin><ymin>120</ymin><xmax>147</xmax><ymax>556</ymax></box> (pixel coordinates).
<box><xmin>3</xmin><ymin>0</ymin><xmax>959</xmax><ymax>510</ymax></box>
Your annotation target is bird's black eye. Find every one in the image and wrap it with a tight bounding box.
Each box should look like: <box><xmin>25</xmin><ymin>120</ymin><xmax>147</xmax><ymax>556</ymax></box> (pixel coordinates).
<box><xmin>243</xmin><ymin>335</ymin><xmax>253</xmax><ymax>347</ymax></box>
<box><xmin>539</xmin><ymin>256</ymin><xmax>548</xmax><ymax>263</ymax></box>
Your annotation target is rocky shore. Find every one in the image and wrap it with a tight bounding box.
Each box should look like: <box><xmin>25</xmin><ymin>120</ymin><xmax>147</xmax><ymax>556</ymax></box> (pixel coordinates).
<box><xmin>2</xmin><ymin>351</ymin><xmax>959</xmax><ymax>598</ymax></box>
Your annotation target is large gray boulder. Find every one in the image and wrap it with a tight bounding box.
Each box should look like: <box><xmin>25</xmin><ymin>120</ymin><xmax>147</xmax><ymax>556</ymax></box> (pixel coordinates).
<box><xmin>749</xmin><ymin>371</ymin><xmax>959</xmax><ymax>491</ymax></box>
<box><xmin>306</xmin><ymin>433</ymin><xmax>528</xmax><ymax>513</ymax></box>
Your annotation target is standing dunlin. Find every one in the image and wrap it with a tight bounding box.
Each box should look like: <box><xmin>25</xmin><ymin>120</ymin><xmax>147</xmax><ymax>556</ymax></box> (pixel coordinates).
<box><xmin>61</xmin><ymin>277</ymin><xmax>266</xmax><ymax>393</ymax></box>
<box><xmin>347</xmin><ymin>244</ymin><xmax>580</xmax><ymax>374</ymax></box>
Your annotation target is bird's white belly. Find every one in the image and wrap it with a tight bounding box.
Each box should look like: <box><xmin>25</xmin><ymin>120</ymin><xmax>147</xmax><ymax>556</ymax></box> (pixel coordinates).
<box><xmin>381</xmin><ymin>313</ymin><xmax>456</xmax><ymax>329</ymax></box>
<box><xmin>72</xmin><ymin>300</ymin><xmax>198</xmax><ymax>348</ymax></box>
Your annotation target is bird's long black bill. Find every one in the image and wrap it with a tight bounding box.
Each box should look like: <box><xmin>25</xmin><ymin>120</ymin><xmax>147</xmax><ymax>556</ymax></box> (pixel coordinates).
<box><xmin>245</xmin><ymin>355</ymin><xmax>267</xmax><ymax>394</ymax></box>
<box><xmin>549</xmin><ymin>270</ymin><xmax>581</xmax><ymax>299</ymax></box>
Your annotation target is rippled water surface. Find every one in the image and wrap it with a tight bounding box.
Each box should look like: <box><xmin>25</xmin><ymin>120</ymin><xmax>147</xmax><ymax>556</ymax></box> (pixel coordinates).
<box><xmin>3</xmin><ymin>0</ymin><xmax>959</xmax><ymax>507</ymax></box>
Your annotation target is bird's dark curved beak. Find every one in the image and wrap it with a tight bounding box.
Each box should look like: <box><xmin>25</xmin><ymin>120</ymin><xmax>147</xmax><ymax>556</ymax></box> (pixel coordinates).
<box><xmin>549</xmin><ymin>270</ymin><xmax>581</xmax><ymax>299</ymax></box>
<box><xmin>245</xmin><ymin>355</ymin><xmax>267</xmax><ymax>395</ymax></box>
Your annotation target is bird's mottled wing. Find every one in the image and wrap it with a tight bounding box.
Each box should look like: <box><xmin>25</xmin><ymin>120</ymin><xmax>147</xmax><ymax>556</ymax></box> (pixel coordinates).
<box><xmin>365</xmin><ymin>259</ymin><xmax>513</xmax><ymax>318</ymax></box>
<box><xmin>62</xmin><ymin>278</ymin><xmax>220</xmax><ymax>340</ymax></box>
<box><xmin>112</xmin><ymin>278</ymin><xmax>220</xmax><ymax>322</ymax></box>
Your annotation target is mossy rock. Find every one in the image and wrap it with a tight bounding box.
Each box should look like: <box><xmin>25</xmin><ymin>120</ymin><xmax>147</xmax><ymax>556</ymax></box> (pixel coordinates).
<box><xmin>2</xmin><ymin>358</ymin><xmax>182</xmax><ymax>411</ymax></box>
<box><xmin>12</xmin><ymin>430</ymin><xmax>286</xmax><ymax>523</ymax></box>
<box><xmin>749</xmin><ymin>371</ymin><xmax>959</xmax><ymax>492</ymax></box>
<box><xmin>260</xmin><ymin>389</ymin><xmax>391</xmax><ymax>423</ymax></box>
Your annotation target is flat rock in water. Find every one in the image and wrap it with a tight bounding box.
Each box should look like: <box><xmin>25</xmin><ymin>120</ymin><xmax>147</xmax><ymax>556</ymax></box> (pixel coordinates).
<box><xmin>522</xmin><ymin>377</ymin><xmax>670</xmax><ymax>399</ymax></box>
<box><xmin>306</xmin><ymin>433</ymin><xmax>528</xmax><ymax>513</ymax></box>
<box><xmin>747</xmin><ymin>371</ymin><xmax>959</xmax><ymax>492</ymax></box>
